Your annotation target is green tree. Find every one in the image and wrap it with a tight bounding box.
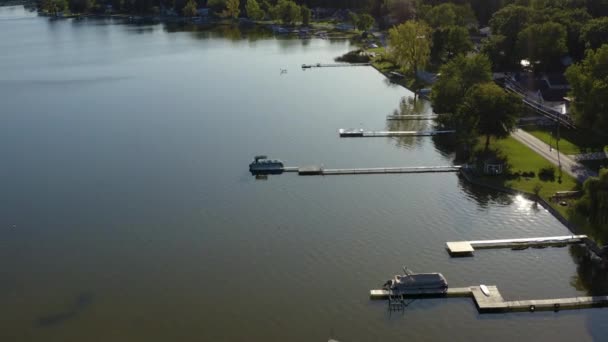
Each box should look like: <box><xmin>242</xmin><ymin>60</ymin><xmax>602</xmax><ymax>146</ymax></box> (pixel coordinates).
<box><xmin>69</xmin><ymin>0</ymin><xmax>93</xmax><ymax>13</ymax></box>
<box><xmin>431</xmin><ymin>25</ymin><xmax>473</xmax><ymax>62</ymax></box>
<box><xmin>581</xmin><ymin>17</ymin><xmax>608</xmax><ymax>50</ymax></box>
<box><xmin>45</xmin><ymin>0</ymin><xmax>68</xmax><ymax>13</ymax></box>
<box><xmin>423</xmin><ymin>3</ymin><xmax>456</xmax><ymax>29</ymax></box>
<box><xmin>348</xmin><ymin>11</ymin><xmax>358</xmax><ymax>26</ymax></box>
<box><xmin>387</xmin><ymin>20</ymin><xmax>432</xmax><ymax>75</ymax></box>
<box><xmin>489</xmin><ymin>5</ymin><xmax>532</xmax><ymax>66</ymax></box>
<box><xmin>207</xmin><ymin>0</ymin><xmax>226</xmax><ymax>13</ymax></box>
<box><xmin>431</xmin><ymin>54</ymin><xmax>492</xmax><ymax>114</ymax></box>
<box><xmin>565</xmin><ymin>44</ymin><xmax>608</xmax><ymax>134</ymax></box>
<box><xmin>271</xmin><ymin>0</ymin><xmax>300</xmax><ymax>25</ymax></box>
<box><xmin>222</xmin><ymin>0</ymin><xmax>240</xmax><ymax>19</ymax></box>
<box><xmin>301</xmin><ymin>5</ymin><xmax>310</xmax><ymax>26</ymax></box>
<box><xmin>516</xmin><ymin>22</ymin><xmax>567</xmax><ymax>70</ymax></box>
<box><xmin>549</xmin><ymin>8</ymin><xmax>591</xmax><ymax>59</ymax></box>
<box><xmin>459</xmin><ymin>83</ymin><xmax>521</xmax><ymax>150</ymax></box>
<box><xmin>357</xmin><ymin>13</ymin><xmax>375</xmax><ymax>31</ymax></box>
<box><xmin>246</xmin><ymin>0</ymin><xmax>265</xmax><ymax>20</ymax></box>
<box><xmin>383</xmin><ymin>0</ymin><xmax>415</xmax><ymax>24</ymax></box>
<box><xmin>182</xmin><ymin>0</ymin><xmax>197</xmax><ymax>16</ymax></box>
<box><xmin>576</xmin><ymin>169</ymin><xmax>608</xmax><ymax>226</ymax></box>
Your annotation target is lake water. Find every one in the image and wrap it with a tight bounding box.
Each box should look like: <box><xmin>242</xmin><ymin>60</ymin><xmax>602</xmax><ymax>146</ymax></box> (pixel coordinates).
<box><xmin>2</xmin><ymin>5</ymin><xmax>608</xmax><ymax>341</ymax></box>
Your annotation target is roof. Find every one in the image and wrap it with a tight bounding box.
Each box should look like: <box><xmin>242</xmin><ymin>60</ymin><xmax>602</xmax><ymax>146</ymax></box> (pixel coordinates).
<box><xmin>545</xmin><ymin>73</ymin><xmax>569</xmax><ymax>86</ymax></box>
<box><xmin>514</xmin><ymin>73</ymin><xmax>549</xmax><ymax>91</ymax></box>
<box><xmin>541</xmin><ymin>88</ymin><xmax>569</xmax><ymax>102</ymax></box>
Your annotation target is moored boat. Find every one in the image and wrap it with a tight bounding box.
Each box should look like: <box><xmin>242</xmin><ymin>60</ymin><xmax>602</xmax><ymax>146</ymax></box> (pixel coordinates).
<box><xmin>249</xmin><ymin>155</ymin><xmax>284</xmax><ymax>174</ymax></box>
<box><xmin>382</xmin><ymin>267</ymin><xmax>448</xmax><ymax>294</ymax></box>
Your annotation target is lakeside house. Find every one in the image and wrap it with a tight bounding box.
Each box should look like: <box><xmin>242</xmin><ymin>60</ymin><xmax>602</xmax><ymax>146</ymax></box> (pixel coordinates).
<box><xmin>511</xmin><ymin>72</ymin><xmax>571</xmax><ymax>115</ymax></box>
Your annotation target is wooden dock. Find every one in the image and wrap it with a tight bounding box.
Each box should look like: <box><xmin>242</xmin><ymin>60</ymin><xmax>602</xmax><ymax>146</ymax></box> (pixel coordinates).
<box><xmin>371</xmin><ymin>285</ymin><xmax>608</xmax><ymax>313</ymax></box>
<box><xmin>446</xmin><ymin>235</ymin><xmax>588</xmax><ymax>256</ymax></box>
<box><xmin>281</xmin><ymin>165</ymin><xmax>462</xmax><ymax>176</ymax></box>
<box><xmin>338</xmin><ymin>128</ymin><xmax>456</xmax><ymax>137</ymax></box>
<box><xmin>370</xmin><ymin>287</ymin><xmax>472</xmax><ymax>300</ymax></box>
<box><xmin>302</xmin><ymin>63</ymin><xmax>371</xmax><ymax>68</ymax></box>
<box><xmin>386</xmin><ymin>115</ymin><xmax>439</xmax><ymax>120</ymax></box>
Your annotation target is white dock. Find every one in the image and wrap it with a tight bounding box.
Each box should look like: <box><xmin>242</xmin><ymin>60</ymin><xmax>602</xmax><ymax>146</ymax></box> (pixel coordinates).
<box><xmin>283</xmin><ymin>165</ymin><xmax>462</xmax><ymax>175</ymax></box>
<box><xmin>338</xmin><ymin>129</ymin><xmax>455</xmax><ymax>137</ymax></box>
<box><xmin>386</xmin><ymin>115</ymin><xmax>439</xmax><ymax>120</ymax></box>
<box><xmin>302</xmin><ymin>63</ymin><xmax>371</xmax><ymax>68</ymax></box>
<box><xmin>446</xmin><ymin>235</ymin><xmax>588</xmax><ymax>256</ymax></box>
<box><xmin>371</xmin><ymin>285</ymin><xmax>608</xmax><ymax>313</ymax></box>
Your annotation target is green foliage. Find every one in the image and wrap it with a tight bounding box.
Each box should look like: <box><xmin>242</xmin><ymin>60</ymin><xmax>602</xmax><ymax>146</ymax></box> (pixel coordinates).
<box><xmin>460</xmin><ymin>83</ymin><xmax>522</xmax><ymax>149</ymax></box>
<box><xmin>576</xmin><ymin>169</ymin><xmax>608</xmax><ymax>225</ymax></box>
<box><xmin>431</xmin><ymin>54</ymin><xmax>492</xmax><ymax>114</ymax></box>
<box><xmin>182</xmin><ymin>0</ymin><xmax>197</xmax><ymax>17</ymax></box>
<box><xmin>246</xmin><ymin>0</ymin><xmax>265</xmax><ymax>20</ymax></box>
<box><xmin>516</xmin><ymin>22</ymin><xmax>567</xmax><ymax>70</ymax></box>
<box><xmin>489</xmin><ymin>5</ymin><xmax>532</xmax><ymax>66</ymax></box>
<box><xmin>69</xmin><ymin>0</ymin><xmax>93</xmax><ymax>13</ymax></box>
<box><xmin>271</xmin><ymin>0</ymin><xmax>301</xmax><ymax>25</ymax></box>
<box><xmin>222</xmin><ymin>0</ymin><xmax>240</xmax><ymax>19</ymax></box>
<box><xmin>431</xmin><ymin>25</ymin><xmax>472</xmax><ymax>63</ymax></box>
<box><xmin>421</xmin><ymin>3</ymin><xmax>477</xmax><ymax>29</ymax></box>
<box><xmin>383</xmin><ymin>0</ymin><xmax>415</xmax><ymax>24</ymax></box>
<box><xmin>42</xmin><ymin>0</ymin><xmax>68</xmax><ymax>13</ymax></box>
<box><xmin>539</xmin><ymin>166</ymin><xmax>557</xmax><ymax>181</ymax></box>
<box><xmin>348</xmin><ymin>11</ymin><xmax>358</xmax><ymax>25</ymax></box>
<box><xmin>387</xmin><ymin>20</ymin><xmax>432</xmax><ymax>75</ymax></box>
<box><xmin>565</xmin><ymin>44</ymin><xmax>608</xmax><ymax>135</ymax></box>
<box><xmin>581</xmin><ymin>17</ymin><xmax>608</xmax><ymax>50</ymax></box>
<box><xmin>301</xmin><ymin>5</ymin><xmax>310</xmax><ymax>26</ymax></box>
<box><xmin>207</xmin><ymin>0</ymin><xmax>226</xmax><ymax>13</ymax></box>
<box><xmin>357</xmin><ymin>13</ymin><xmax>375</xmax><ymax>31</ymax></box>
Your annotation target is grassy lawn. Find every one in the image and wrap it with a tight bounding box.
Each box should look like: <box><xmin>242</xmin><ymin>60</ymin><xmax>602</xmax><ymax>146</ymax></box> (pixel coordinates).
<box><xmin>474</xmin><ymin>136</ymin><xmax>580</xmax><ymax>217</ymax></box>
<box><xmin>522</xmin><ymin>124</ymin><xmax>608</xmax><ymax>155</ymax></box>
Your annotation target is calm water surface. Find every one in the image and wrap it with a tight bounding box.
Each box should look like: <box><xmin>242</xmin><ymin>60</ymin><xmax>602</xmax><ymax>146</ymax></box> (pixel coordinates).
<box><xmin>1</xmin><ymin>5</ymin><xmax>608</xmax><ymax>341</ymax></box>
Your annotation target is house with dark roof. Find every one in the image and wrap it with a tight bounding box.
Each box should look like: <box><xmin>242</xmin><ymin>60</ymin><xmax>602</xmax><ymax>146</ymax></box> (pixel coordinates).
<box><xmin>513</xmin><ymin>72</ymin><xmax>570</xmax><ymax>114</ymax></box>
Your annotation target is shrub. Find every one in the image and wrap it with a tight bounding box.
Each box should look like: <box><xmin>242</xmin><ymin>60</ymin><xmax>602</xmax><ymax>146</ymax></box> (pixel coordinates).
<box><xmin>539</xmin><ymin>166</ymin><xmax>556</xmax><ymax>181</ymax></box>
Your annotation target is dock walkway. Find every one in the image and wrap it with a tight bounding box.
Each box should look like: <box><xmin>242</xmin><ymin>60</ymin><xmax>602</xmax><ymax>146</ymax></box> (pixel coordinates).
<box><xmin>338</xmin><ymin>129</ymin><xmax>456</xmax><ymax>137</ymax></box>
<box><xmin>371</xmin><ymin>285</ymin><xmax>608</xmax><ymax>313</ymax></box>
<box><xmin>302</xmin><ymin>63</ymin><xmax>371</xmax><ymax>68</ymax></box>
<box><xmin>446</xmin><ymin>235</ymin><xmax>588</xmax><ymax>256</ymax></box>
<box><xmin>282</xmin><ymin>165</ymin><xmax>462</xmax><ymax>176</ymax></box>
<box><xmin>386</xmin><ymin>115</ymin><xmax>439</xmax><ymax>120</ymax></box>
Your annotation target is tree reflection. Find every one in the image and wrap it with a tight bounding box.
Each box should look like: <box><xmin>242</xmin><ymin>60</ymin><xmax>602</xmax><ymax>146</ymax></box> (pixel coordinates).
<box><xmin>385</xmin><ymin>96</ymin><xmax>431</xmax><ymax>149</ymax></box>
<box><xmin>457</xmin><ymin>176</ymin><xmax>514</xmax><ymax>209</ymax></box>
<box><xmin>569</xmin><ymin>244</ymin><xmax>608</xmax><ymax>296</ymax></box>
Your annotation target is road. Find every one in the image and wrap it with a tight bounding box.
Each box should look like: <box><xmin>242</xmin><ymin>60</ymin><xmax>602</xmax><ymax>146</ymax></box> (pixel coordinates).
<box><xmin>511</xmin><ymin>129</ymin><xmax>597</xmax><ymax>182</ymax></box>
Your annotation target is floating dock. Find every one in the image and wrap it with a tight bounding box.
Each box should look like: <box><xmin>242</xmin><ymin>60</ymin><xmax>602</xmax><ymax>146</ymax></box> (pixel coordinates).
<box><xmin>386</xmin><ymin>115</ymin><xmax>439</xmax><ymax>120</ymax></box>
<box><xmin>371</xmin><ymin>285</ymin><xmax>608</xmax><ymax>313</ymax></box>
<box><xmin>446</xmin><ymin>235</ymin><xmax>588</xmax><ymax>256</ymax></box>
<box><xmin>338</xmin><ymin>129</ymin><xmax>456</xmax><ymax>137</ymax></box>
<box><xmin>302</xmin><ymin>63</ymin><xmax>371</xmax><ymax>68</ymax></box>
<box><xmin>282</xmin><ymin>165</ymin><xmax>461</xmax><ymax>176</ymax></box>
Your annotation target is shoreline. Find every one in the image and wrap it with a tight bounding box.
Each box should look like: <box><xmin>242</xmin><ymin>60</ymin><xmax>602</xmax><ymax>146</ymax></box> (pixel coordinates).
<box><xmin>459</xmin><ymin>167</ymin><xmax>605</xmax><ymax>258</ymax></box>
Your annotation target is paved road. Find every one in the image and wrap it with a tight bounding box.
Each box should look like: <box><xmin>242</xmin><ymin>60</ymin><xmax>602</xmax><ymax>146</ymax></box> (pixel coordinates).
<box><xmin>511</xmin><ymin>129</ymin><xmax>597</xmax><ymax>182</ymax></box>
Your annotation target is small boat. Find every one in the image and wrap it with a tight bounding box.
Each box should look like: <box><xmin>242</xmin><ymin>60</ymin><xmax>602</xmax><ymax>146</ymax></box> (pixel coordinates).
<box><xmin>480</xmin><ymin>284</ymin><xmax>490</xmax><ymax>297</ymax></box>
<box><xmin>249</xmin><ymin>155</ymin><xmax>284</xmax><ymax>174</ymax></box>
<box><xmin>382</xmin><ymin>267</ymin><xmax>448</xmax><ymax>294</ymax></box>
<box><xmin>338</xmin><ymin>128</ymin><xmax>364</xmax><ymax>137</ymax></box>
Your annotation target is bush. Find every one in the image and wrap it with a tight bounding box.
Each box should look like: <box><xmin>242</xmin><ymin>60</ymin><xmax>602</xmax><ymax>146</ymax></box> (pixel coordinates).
<box><xmin>539</xmin><ymin>166</ymin><xmax>556</xmax><ymax>181</ymax></box>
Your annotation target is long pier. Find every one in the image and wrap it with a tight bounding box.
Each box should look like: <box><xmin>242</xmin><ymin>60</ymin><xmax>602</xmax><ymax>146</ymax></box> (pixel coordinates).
<box><xmin>446</xmin><ymin>235</ymin><xmax>588</xmax><ymax>256</ymax></box>
<box><xmin>302</xmin><ymin>63</ymin><xmax>371</xmax><ymax>68</ymax></box>
<box><xmin>371</xmin><ymin>285</ymin><xmax>608</xmax><ymax>313</ymax></box>
<box><xmin>283</xmin><ymin>165</ymin><xmax>462</xmax><ymax>176</ymax></box>
<box><xmin>386</xmin><ymin>115</ymin><xmax>439</xmax><ymax>120</ymax></box>
<box><xmin>338</xmin><ymin>128</ymin><xmax>456</xmax><ymax>137</ymax></box>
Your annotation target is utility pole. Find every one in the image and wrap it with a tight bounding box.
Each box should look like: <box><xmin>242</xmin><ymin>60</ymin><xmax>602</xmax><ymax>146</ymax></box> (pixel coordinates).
<box><xmin>556</xmin><ymin>117</ymin><xmax>562</xmax><ymax>181</ymax></box>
